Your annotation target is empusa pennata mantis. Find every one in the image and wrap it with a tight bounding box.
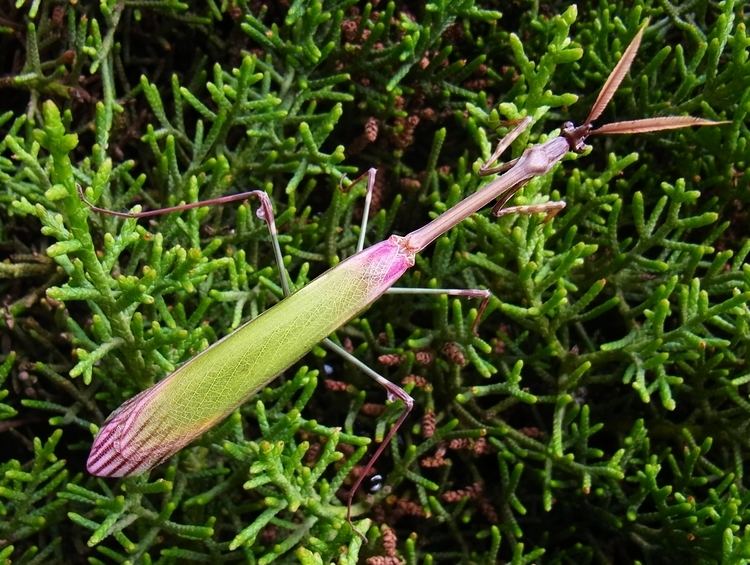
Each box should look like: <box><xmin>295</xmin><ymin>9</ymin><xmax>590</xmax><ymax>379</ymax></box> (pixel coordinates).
<box><xmin>85</xmin><ymin>23</ymin><xmax>725</xmax><ymax>521</ymax></box>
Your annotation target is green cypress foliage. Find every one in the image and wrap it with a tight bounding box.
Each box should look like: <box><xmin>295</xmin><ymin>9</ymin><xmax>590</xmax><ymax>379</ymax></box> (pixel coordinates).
<box><xmin>0</xmin><ymin>1</ymin><xmax>747</xmax><ymax>562</ymax></box>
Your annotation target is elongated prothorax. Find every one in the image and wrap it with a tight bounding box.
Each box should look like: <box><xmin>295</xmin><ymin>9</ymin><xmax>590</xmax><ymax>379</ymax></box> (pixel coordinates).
<box><xmin>403</xmin><ymin>136</ymin><xmax>570</xmax><ymax>253</ymax></box>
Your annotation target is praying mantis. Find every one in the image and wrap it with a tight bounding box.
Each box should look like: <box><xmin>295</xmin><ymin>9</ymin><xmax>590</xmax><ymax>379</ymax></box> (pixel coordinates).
<box><xmin>85</xmin><ymin>22</ymin><xmax>725</xmax><ymax>519</ymax></box>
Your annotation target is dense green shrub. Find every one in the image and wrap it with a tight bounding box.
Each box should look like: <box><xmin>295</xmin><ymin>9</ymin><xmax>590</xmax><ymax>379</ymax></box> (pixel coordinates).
<box><xmin>0</xmin><ymin>1</ymin><xmax>747</xmax><ymax>563</ymax></box>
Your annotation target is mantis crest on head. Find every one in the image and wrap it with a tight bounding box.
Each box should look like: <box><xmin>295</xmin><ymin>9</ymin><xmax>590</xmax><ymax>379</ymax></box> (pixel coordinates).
<box><xmin>84</xmin><ymin>22</ymin><xmax>726</xmax><ymax>527</ymax></box>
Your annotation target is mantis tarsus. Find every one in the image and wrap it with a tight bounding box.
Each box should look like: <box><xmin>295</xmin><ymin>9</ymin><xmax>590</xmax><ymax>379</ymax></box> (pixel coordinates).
<box><xmin>85</xmin><ymin>23</ymin><xmax>725</xmax><ymax>522</ymax></box>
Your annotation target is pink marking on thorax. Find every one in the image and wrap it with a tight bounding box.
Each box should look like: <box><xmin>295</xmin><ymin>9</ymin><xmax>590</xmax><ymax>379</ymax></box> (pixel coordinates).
<box><xmin>344</xmin><ymin>235</ymin><xmax>416</xmax><ymax>298</ymax></box>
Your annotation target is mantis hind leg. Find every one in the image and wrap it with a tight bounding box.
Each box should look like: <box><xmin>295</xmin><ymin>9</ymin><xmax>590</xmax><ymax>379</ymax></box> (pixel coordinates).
<box><xmin>79</xmin><ymin>185</ymin><xmax>293</xmax><ymax>297</ymax></box>
<box><xmin>322</xmin><ymin>337</ymin><xmax>414</xmax><ymax>527</ymax></box>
